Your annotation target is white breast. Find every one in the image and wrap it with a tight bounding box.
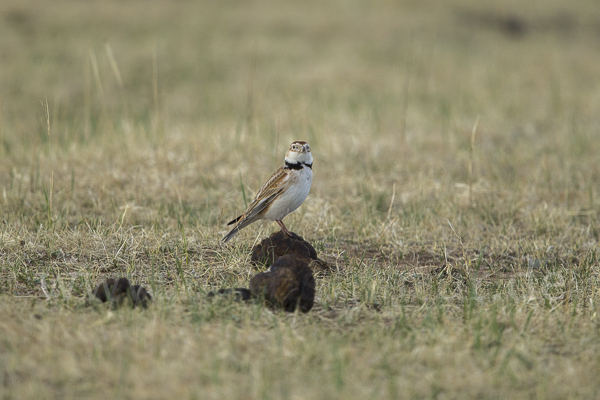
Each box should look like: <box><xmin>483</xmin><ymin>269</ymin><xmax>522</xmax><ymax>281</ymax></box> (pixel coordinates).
<box><xmin>263</xmin><ymin>167</ymin><xmax>312</xmax><ymax>221</ymax></box>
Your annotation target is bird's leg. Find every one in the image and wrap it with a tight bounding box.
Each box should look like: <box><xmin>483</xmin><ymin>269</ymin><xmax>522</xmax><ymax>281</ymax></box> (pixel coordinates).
<box><xmin>276</xmin><ymin>220</ymin><xmax>292</xmax><ymax>236</ymax></box>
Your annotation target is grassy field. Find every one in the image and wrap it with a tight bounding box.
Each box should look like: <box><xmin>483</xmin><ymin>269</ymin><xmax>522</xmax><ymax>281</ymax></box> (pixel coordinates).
<box><xmin>1</xmin><ymin>0</ymin><xmax>600</xmax><ymax>398</ymax></box>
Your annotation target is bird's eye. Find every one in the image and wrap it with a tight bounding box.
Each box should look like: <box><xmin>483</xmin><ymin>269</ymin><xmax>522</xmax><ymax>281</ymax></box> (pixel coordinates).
<box><xmin>305</xmin><ymin>145</ymin><xmax>310</xmax><ymax>151</ymax></box>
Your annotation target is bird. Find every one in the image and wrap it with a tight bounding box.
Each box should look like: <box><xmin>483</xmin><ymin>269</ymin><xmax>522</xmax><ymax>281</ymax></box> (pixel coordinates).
<box><xmin>222</xmin><ymin>141</ymin><xmax>313</xmax><ymax>243</ymax></box>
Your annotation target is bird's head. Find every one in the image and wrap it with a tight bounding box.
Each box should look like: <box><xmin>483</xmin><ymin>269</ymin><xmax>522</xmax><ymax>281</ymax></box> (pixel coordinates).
<box><xmin>285</xmin><ymin>141</ymin><xmax>313</xmax><ymax>165</ymax></box>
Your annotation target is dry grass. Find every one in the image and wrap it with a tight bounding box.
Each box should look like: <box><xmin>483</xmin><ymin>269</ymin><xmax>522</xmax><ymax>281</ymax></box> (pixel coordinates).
<box><xmin>1</xmin><ymin>0</ymin><xmax>600</xmax><ymax>398</ymax></box>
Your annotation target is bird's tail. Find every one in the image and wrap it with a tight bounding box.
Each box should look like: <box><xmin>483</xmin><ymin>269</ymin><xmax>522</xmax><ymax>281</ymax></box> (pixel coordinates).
<box><xmin>222</xmin><ymin>225</ymin><xmax>240</xmax><ymax>243</ymax></box>
<box><xmin>227</xmin><ymin>215</ymin><xmax>242</xmax><ymax>226</ymax></box>
<box><xmin>222</xmin><ymin>216</ymin><xmax>258</xmax><ymax>243</ymax></box>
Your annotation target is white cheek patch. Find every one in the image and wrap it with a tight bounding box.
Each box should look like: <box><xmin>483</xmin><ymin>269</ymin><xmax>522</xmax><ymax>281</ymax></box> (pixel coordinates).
<box><xmin>285</xmin><ymin>143</ymin><xmax>312</xmax><ymax>165</ymax></box>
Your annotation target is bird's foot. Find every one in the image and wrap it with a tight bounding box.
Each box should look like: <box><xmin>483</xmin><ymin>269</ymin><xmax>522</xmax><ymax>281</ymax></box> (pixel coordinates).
<box><xmin>276</xmin><ymin>220</ymin><xmax>292</xmax><ymax>237</ymax></box>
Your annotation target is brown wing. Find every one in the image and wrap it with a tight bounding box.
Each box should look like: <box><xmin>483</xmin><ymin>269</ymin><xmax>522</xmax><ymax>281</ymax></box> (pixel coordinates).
<box><xmin>222</xmin><ymin>167</ymin><xmax>291</xmax><ymax>242</ymax></box>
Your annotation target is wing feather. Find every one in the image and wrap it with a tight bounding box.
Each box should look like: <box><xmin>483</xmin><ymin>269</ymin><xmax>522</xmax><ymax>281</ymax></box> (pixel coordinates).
<box><xmin>222</xmin><ymin>167</ymin><xmax>291</xmax><ymax>243</ymax></box>
<box><xmin>253</xmin><ymin>167</ymin><xmax>289</xmax><ymax>201</ymax></box>
<box><xmin>239</xmin><ymin>167</ymin><xmax>290</xmax><ymax>219</ymax></box>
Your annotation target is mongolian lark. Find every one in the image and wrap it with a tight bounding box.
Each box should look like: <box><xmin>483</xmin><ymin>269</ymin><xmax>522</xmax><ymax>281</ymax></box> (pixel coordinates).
<box><xmin>222</xmin><ymin>141</ymin><xmax>313</xmax><ymax>243</ymax></box>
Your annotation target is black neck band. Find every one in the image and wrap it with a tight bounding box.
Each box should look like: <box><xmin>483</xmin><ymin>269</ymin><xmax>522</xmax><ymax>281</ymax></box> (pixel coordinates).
<box><xmin>285</xmin><ymin>161</ymin><xmax>312</xmax><ymax>170</ymax></box>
